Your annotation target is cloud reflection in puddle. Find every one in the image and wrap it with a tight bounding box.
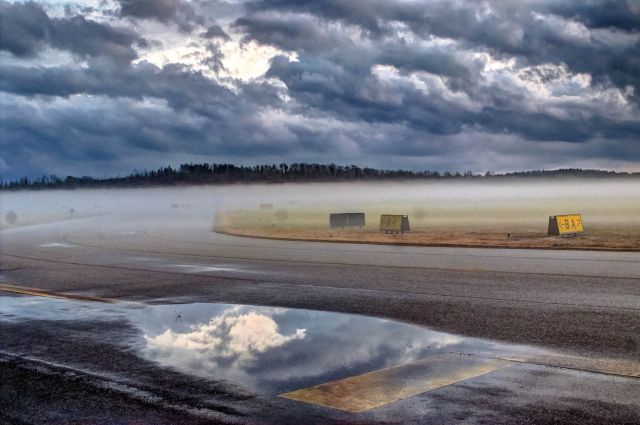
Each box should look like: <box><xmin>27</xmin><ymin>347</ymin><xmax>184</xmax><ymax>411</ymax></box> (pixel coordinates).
<box><xmin>134</xmin><ymin>304</ymin><xmax>474</xmax><ymax>393</ymax></box>
<box><xmin>0</xmin><ymin>297</ymin><xmax>545</xmax><ymax>395</ymax></box>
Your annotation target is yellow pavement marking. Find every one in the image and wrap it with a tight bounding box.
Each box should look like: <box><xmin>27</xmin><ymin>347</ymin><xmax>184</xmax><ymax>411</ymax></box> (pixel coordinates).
<box><xmin>0</xmin><ymin>284</ymin><xmax>114</xmax><ymax>303</ymax></box>
<box><xmin>281</xmin><ymin>354</ymin><xmax>509</xmax><ymax>412</ymax></box>
<box><xmin>500</xmin><ymin>354</ymin><xmax>640</xmax><ymax>378</ymax></box>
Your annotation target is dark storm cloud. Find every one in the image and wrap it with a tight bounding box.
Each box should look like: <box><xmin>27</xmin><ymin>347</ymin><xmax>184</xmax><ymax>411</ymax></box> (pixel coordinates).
<box><xmin>117</xmin><ymin>0</ymin><xmax>220</xmax><ymax>32</ymax></box>
<box><xmin>0</xmin><ymin>61</ymin><xmax>229</xmax><ymax>106</ymax></box>
<box><xmin>201</xmin><ymin>25</ymin><xmax>230</xmax><ymax>40</ymax></box>
<box><xmin>238</xmin><ymin>1</ymin><xmax>640</xmax><ymax>144</ymax></box>
<box><xmin>234</xmin><ymin>13</ymin><xmax>338</xmax><ymax>52</ymax></box>
<box><xmin>1</xmin><ymin>0</ymin><xmax>639</xmax><ymax>179</ymax></box>
<box><xmin>0</xmin><ymin>0</ymin><xmax>144</xmax><ymax>63</ymax></box>
<box><xmin>118</xmin><ymin>0</ymin><xmax>183</xmax><ymax>21</ymax></box>
<box><xmin>236</xmin><ymin>12</ymin><xmax>481</xmax><ymax>91</ymax></box>
<box><xmin>548</xmin><ymin>0</ymin><xmax>640</xmax><ymax>31</ymax></box>
<box><xmin>243</xmin><ymin>0</ymin><xmax>640</xmax><ymax>95</ymax></box>
<box><xmin>0</xmin><ymin>0</ymin><xmax>49</xmax><ymax>57</ymax></box>
<box><xmin>244</xmin><ymin>0</ymin><xmax>409</xmax><ymax>36</ymax></box>
<box><xmin>265</xmin><ymin>52</ymin><xmax>639</xmax><ymax>145</ymax></box>
<box><xmin>0</xmin><ymin>85</ymin><xmax>295</xmax><ymax>179</ymax></box>
<box><xmin>247</xmin><ymin>0</ymin><xmax>640</xmax><ymax>36</ymax></box>
<box><xmin>264</xmin><ymin>53</ymin><xmax>458</xmax><ymax>128</ymax></box>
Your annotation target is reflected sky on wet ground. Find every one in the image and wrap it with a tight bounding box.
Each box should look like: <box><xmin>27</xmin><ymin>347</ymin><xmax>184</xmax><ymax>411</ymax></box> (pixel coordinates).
<box><xmin>0</xmin><ymin>296</ymin><xmax>547</xmax><ymax>394</ymax></box>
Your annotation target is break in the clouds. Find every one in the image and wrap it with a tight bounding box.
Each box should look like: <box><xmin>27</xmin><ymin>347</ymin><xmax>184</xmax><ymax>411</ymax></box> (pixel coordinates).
<box><xmin>1</xmin><ymin>0</ymin><xmax>639</xmax><ymax>179</ymax></box>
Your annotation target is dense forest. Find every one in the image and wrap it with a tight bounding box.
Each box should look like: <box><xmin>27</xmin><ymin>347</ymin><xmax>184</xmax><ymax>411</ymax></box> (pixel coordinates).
<box><xmin>2</xmin><ymin>163</ymin><xmax>639</xmax><ymax>190</ymax></box>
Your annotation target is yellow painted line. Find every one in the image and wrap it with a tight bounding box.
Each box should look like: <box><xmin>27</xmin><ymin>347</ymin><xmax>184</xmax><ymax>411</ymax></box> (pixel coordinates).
<box><xmin>281</xmin><ymin>354</ymin><xmax>509</xmax><ymax>412</ymax></box>
<box><xmin>0</xmin><ymin>284</ymin><xmax>114</xmax><ymax>303</ymax></box>
<box><xmin>500</xmin><ymin>354</ymin><xmax>640</xmax><ymax>379</ymax></box>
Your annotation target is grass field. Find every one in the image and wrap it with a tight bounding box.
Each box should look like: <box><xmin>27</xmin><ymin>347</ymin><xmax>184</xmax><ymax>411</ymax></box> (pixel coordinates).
<box><xmin>2</xmin><ymin>180</ymin><xmax>638</xmax><ymax>250</ymax></box>
<box><xmin>215</xmin><ymin>180</ymin><xmax>640</xmax><ymax>251</ymax></box>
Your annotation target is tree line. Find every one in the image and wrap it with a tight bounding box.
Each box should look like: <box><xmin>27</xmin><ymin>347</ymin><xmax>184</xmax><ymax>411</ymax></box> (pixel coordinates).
<box><xmin>2</xmin><ymin>163</ymin><xmax>638</xmax><ymax>190</ymax></box>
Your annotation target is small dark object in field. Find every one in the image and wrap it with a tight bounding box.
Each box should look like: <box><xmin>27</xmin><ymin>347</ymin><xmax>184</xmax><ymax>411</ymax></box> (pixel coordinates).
<box><xmin>5</xmin><ymin>211</ymin><xmax>18</xmax><ymax>225</ymax></box>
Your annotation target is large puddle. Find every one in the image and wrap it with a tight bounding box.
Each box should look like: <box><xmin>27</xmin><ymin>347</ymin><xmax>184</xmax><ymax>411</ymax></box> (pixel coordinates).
<box><xmin>0</xmin><ymin>295</ymin><xmax>548</xmax><ymax>394</ymax></box>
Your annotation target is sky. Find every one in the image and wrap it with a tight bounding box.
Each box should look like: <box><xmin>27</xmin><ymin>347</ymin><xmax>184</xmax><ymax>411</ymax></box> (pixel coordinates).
<box><xmin>1</xmin><ymin>0</ymin><xmax>639</xmax><ymax>179</ymax></box>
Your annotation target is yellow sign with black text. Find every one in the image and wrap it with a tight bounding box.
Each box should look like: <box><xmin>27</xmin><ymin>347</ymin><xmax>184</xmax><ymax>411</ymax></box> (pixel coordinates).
<box><xmin>379</xmin><ymin>214</ymin><xmax>410</xmax><ymax>233</ymax></box>
<box><xmin>548</xmin><ymin>214</ymin><xmax>584</xmax><ymax>236</ymax></box>
<box><xmin>380</xmin><ymin>215</ymin><xmax>402</xmax><ymax>231</ymax></box>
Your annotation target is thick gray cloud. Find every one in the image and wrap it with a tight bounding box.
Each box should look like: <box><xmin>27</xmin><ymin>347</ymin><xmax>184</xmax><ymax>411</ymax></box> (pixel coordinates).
<box><xmin>0</xmin><ymin>1</ymin><xmax>49</xmax><ymax>57</ymax></box>
<box><xmin>0</xmin><ymin>0</ymin><xmax>144</xmax><ymax>63</ymax></box>
<box><xmin>118</xmin><ymin>0</ymin><xmax>183</xmax><ymax>21</ymax></box>
<box><xmin>548</xmin><ymin>0</ymin><xmax>640</xmax><ymax>31</ymax></box>
<box><xmin>239</xmin><ymin>1</ymin><xmax>640</xmax><ymax>149</ymax></box>
<box><xmin>117</xmin><ymin>0</ymin><xmax>200</xmax><ymax>31</ymax></box>
<box><xmin>243</xmin><ymin>0</ymin><xmax>640</xmax><ymax>95</ymax></box>
<box><xmin>201</xmin><ymin>25</ymin><xmax>230</xmax><ymax>40</ymax></box>
<box><xmin>1</xmin><ymin>0</ymin><xmax>639</xmax><ymax>179</ymax></box>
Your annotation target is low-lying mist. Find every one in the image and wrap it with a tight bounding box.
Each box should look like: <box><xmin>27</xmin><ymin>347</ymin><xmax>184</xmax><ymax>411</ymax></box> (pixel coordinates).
<box><xmin>1</xmin><ymin>179</ymin><xmax>639</xmax><ymax>233</ymax></box>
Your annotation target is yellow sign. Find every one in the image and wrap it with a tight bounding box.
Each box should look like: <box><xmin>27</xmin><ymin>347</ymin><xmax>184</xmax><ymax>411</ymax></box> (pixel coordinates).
<box><xmin>380</xmin><ymin>215</ymin><xmax>410</xmax><ymax>233</ymax></box>
<box><xmin>549</xmin><ymin>214</ymin><xmax>584</xmax><ymax>235</ymax></box>
<box><xmin>380</xmin><ymin>215</ymin><xmax>402</xmax><ymax>231</ymax></box>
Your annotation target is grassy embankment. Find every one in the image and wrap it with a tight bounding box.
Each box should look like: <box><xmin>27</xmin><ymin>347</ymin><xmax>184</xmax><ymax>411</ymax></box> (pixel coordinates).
<box><xmin>215</xmin><ymin>198</ymin><xmax>640</xmax><ymax>251</ymax></box>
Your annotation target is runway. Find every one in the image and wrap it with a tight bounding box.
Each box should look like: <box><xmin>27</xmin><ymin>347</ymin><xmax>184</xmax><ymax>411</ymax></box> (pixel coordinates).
<box><xmin>1</xmin><ymin>208</ymin><xmax>639</xmax><ymax>424</ymax></box>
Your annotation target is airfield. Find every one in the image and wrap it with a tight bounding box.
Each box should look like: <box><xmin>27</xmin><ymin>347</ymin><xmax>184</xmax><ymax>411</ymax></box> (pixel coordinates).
<box><xmin>1</xmin><ymin>182</ymin><xmax>639</xmax><ymax>424</ymax></box>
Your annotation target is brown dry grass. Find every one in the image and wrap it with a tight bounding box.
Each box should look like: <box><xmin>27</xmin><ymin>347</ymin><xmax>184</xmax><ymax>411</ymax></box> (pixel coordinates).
<box><xmin>215</xmin><ymin>211</ymin><xmax>640</xmax><ymax>251</ymax></box>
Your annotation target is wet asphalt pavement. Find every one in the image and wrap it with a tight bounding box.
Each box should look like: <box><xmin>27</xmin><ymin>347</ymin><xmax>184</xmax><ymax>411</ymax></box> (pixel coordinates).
<box><xmin>1</xmin><ymin>209</ymin><xmax>639</xmax><ymax>424</ymax></box>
